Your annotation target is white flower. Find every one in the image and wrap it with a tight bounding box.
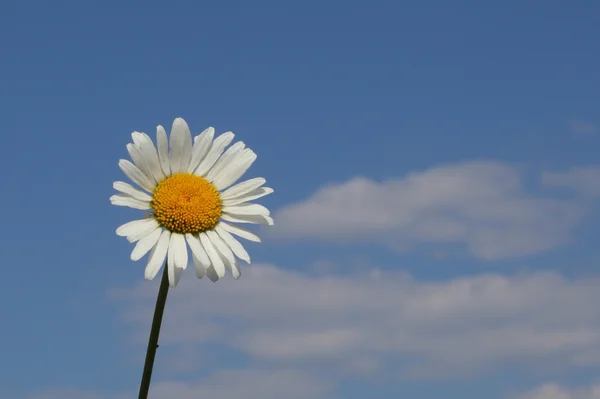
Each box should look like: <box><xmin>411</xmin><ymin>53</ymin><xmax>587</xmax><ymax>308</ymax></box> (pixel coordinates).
<box><xmin>111</xmin><ymin>117</ymin><xmax>273</xmax><ymax>287</ymax></box>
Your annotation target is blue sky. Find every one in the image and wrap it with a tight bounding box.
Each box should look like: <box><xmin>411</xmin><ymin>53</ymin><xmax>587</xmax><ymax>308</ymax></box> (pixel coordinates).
<box><xmin>2</xmin><ymin>1</ymin><xmax>600</xmax><ymax>398</ymax></box>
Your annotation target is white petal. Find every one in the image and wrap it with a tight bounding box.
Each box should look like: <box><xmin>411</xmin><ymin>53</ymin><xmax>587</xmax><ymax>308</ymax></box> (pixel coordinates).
<box><xmin>220</xmin><ymin>177</ymin><xmax>266</xmax><ymax>200</ymax></box>
<box><xmin>220</xmin><ymin>213</ymin><xmax>274</xmax><ymax>225</ymax></box>
<box><xmin>131</xmin><ymin>227</ymin><xmax>162</xmax><ymax>261</ymax></box>
<box><xmin>169</xmin><ymin>117</ymin><xmax>192</xmax><ymax>174</ymax></box>
<box><xmin>222</xmin><ymin>203</ymin><xmax>270</xmax><ymax>216</ymax></box>
<box><xmin>116</xmin><ymin>218</ymin><xmax>159</xmax><ymax>242</ymax></box>
<box><xmin>156</xmin><ymin>125</ymin><xmax>171</xmax><ymax>176</ymax></box>
<box><xmin>187</xmin><ymin>127</ymin><xmax>215</xmax><ymax>173</ymax></box>
<box><xmin>206</xmin><ymin>141</ymin><xmax>245</xmax><ymax>182</ymax></box>
<box><xmin>219</xmin><ymin>221</ymin><xmax>261</xmax><ymax>243</ymax></box>
<box><xmin>216</xmin><ymin>249</ymin><xmax>238</xmax><ymax>280</ymax></box>
<box><xmin>191</xmin><ymin>253</ymin><xmax>205</xmax><ymax>279</ymax></box>
<box><xmin>110</xmin><ymin>194</ymin><xmax>151</xmax><ymax>210</ymax></box>
<box><xmin>169</xmin><ymin>262</ymin><xmax>183</xmax><ymax>287</ymax></box>
<box><xmin>199</xmin><ymin>232</ymin><xmax>225</xmax><ymax>277</ymax></box>
<box><xmin>171</xmin><ymin>233</ymin><xmax>188</xmax><ymax>270</ymax></box>
<box><xmin>213</xmin><ymin>150</ymin><xmax>258</xmax><ymax>191</ymax></box>
<box><xmin>126</xmin><ymin>142</ymin><xmax>153</xmax><ymax>182</ymax></box>
<box><xmin>206</xmin><ymin>265</ymin><xmax>219</xmax><ymax>282</ymax></box>
<box><xmin>145</xmin><ymin>230</ymin><xmax>170</xmax><ymax>280</ymax></box>
<box><xmin>131</xmin><ymin>131</ymin><xmax>144</xmax><ymax>146</ymax></box>
<box><xmin>230</xmin><ymin>260</ymin><xmax>241</xmax><ymax>280</ymax></box>
<box><xmin>116</xmin><ymin>218</ymin><xmax>153</xmax><ymax>237</ymax></box>
<box><xmin>206</xmin><ymin>230</ymin><xmax>236</xmax><ymax>265</ymax></box>
<box><xmin>222</xmin><ymin>187</ymin><xmax>273</xmax><ymax>206</ymax></box>
<box><xmin>185</xmin><ymin>233</ymin><xmax>210</xmax><ymax>268</ymax></box>
<box><xmin>137</xmin><ymin>132</ymin><xmax>166</xmax><ymax>183</ymax></box>
<box><xmin>118</xmin><ymin>159</ymin><xmax>155</xmax><ymax>192</ymax></box>
<box><xmin>167</xmin><ymin>237</ymin><xmax>178</xmax><ymax>287</ymax></box>
<box><xmin>113</xmin><ymin>181</ymin><xmax>153</xmax><ymax>202</ymax></box>
<box><xmin>174</xmin><ymin>265</ymin><xmax>183</xmax><ymax>285</ymax></box>
<box><xmin>194</xmin><ymin>132</ymin><xmax>235</xmax><ymax>177</ymax></box>
<box><xmin>215</xmin><ymin>225</ymin><xmax>251</xmax><ymax>263</ymax></box>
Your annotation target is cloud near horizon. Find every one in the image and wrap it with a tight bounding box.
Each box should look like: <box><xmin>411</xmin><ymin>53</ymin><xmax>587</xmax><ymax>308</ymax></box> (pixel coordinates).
<box><xmin>110</xmin><ymin>263</ymin><xmax>600</xmax><ymax>381</ymax></box>
<box><xmin>43</xmin><ymin>262</ymin><xmax>600</xmax><ymax>399</ymax></box>
<box><xmin>513</xmin><ymin>382</ymin><xmax>600</xmax><ymax>399</ymax></box>
<box><xmin>25</xmin><ymin>369</ymin><xmax>334</xmax><ymax>399</ymax></box>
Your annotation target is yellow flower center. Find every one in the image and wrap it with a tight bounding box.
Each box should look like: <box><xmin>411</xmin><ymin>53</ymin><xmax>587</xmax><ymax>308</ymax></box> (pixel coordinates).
<box><xmin>151</xmin><ymin>173</ymin><xmax>222</xmax><ymax>234</ymax></box>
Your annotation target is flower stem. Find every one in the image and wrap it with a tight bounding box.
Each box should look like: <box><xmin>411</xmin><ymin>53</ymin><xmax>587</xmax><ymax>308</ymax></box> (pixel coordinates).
<box><xmin>138</xmin><ymin>262</ymin><xmax>170</xmax><ymax>399</ymax></box>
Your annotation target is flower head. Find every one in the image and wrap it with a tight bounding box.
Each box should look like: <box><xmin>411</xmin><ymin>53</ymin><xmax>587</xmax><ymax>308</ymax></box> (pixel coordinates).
<box><xmin>111</xmin><ymin>117</ymin><xmax>273</xmax><ymax>286</ymax></box>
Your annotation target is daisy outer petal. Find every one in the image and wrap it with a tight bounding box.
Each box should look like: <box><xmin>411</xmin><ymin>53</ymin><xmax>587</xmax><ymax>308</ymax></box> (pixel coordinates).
<box><xmin>222</xmin><ymin>187</ymin><xmax>273</xmax><ymax>206</ymax></box>
<box><xmin>136</xmin><ymin>132</ymin><xmax>166</xmax><ymax>183</ymax></box>
<box><xmin>199</xmin><ymin>232</ymin><xmax>225</xmax><ymax>278</ymax></box>
<box><xmin>169</xmin><ymin>117</ymin><xmax>192</xmax><ymax>174</ymax></box>
<box><xmin>215</xmin><ymin>225</ymin><xmax>251</xmax><ymax>263</ymax></box>
<box><xmin>220</xmin><ymin>213</ymin><xmax>275</xmax><ymax>225</ymax></box>
<box><xmin>126</xmin><ymin>143</ymin><xmax>152</xmax><ymax>181</ymax></box>
<box><xmin>156</xmin><ymin>125</ymin><xmax>171</xmax><ymax>177</ymax></box>
<box><xmin>118</xmin><ymin>159</ymin><xmax>155</xmax><ymax>192</ymax></box>
<box><xmin>219</xmin><ymin>221</ymin><xmax>261</xmax><ymax>243</ymax></box>
<box><xmin>213</xmin><ymin>149</ymin><xmax>257</xmax><ymax>191</ymax></box>
<box><xmin>205</xmin><ymin>265</ymin><xmax>220</xmax><ymax>282</ymax></box>
<box><xmin>220</xmin><ymin>177</ymin><xmax>266</xmax><ymax>200</ymax></box>
<box><xmin>206</xmin><ymin>230</ymin><xmax>236</xmax><ymax>265</ymax></box>
<box><xmin>191</xmin><ymin>253</ymin><xmax>205</xmax><ymax>279</ymax></box>
<box><xmin>131</xmin><ymin>227</ymin><xmax>162</xmax><ymax>261</ymax></box>
<box><xmin>110</xmin><ymin>194</ymin><xmax>151</xmax><ymax>210</ymax></box>
<box><xmin>113</xmin><ymin>181</ymin><xmax>153</xmax><ymax>202</ymax></box>
<box><xmin>131</xmin><ymin>131</ymin><xmax>144</xmax><ymax>146</ymax></box>
<box><xmin>197</xmin><ymin>234</ymin><xmax>220</xmax><ymax>282</ymax></box>
<box><xmin>124</xmin><ymin>220</ymin><xmax>160</xmax><ymax>243</ymax></box>
<box><xmin>145</xmin><ymin>230</ymin><xmax>170</xmax><ymax>280</ymax></box>
<box><xmin>214</xmin><ymin>242</ymin><xmax>241</xmax><ymax>279</ymax></box>
<box><xmin>116</xmin><ymin>218</ymin><xmax>159</xmax><ymax>242</ymax></box>
<box><xmin>167</xmin><ymin>234</ymin><xmax>186</xmax><ymax>287</ymax></box>
<box><xmin>230</xmin><ymin>260</ymin><xmax>241</xmax><ymax>280</ymax></box>
<box><xmin>205</xmin><ymin>141</ymin><xmax>245</xmax><ymax>182</ymax></box>
<box><xmin>171</xmin><ymin>233</ymin><xmax>188</xmax><ymax>270</ymax></box>
<box><xmin>194</xmin><ymin>132</ymin><xmax>235</xmax><ymax>177</ymax></box>
<box><xmin>215</xmin><ymin>249</ymin><xmax>239</xmax><ymax>280</ymax></box>
<box><xmin>187</xmin><ymin>127</ymin><xmax>215</xmax><ymax>173</ymax></box>
<box><xmin>170</xmin><ymin>263</ymin><xmax>183</xmax><ymax>287</ymax></box>
<box><xmin>222</xmin><ymin>203</ymin><xmax>270</xmax><ymax>216</ymax></box>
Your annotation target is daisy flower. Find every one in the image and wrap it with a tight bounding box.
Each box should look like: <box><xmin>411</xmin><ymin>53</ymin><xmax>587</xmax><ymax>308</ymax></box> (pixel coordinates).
<box><xmin>110</xmin><ymin>117</ymin><xmax>273</xmax><ymax>287</ymax></box>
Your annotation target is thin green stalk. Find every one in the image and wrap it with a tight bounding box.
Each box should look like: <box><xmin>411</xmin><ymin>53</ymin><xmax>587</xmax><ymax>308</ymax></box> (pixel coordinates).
<box><xmin>138</xmin><ymin>262</ymin><xmax>170</xmax><ymax>399</ymax></box>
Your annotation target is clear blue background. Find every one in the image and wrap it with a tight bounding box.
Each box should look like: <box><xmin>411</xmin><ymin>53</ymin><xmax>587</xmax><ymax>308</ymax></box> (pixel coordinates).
<box><xmin>1</xmin><ymin>1</ymin><xmax>599</xmax><ymax>398</ymax></box>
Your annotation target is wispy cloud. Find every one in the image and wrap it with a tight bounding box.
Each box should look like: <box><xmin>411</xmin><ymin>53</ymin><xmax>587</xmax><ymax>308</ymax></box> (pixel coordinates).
<box><xmin>271</xmin><ymin>160</ymin><xmax>586</xmax><ymax>259</ymax></box>
<box><xmin>511</xmin><ymin>382</ymin><xmax>600</xmax><ymax>399</ymax></box>
<box><xmin>144</xmin><ymin>369</ymin><xmax>335</xmax><ymax>399</ymax></box>
<box><xmin>542</xmin><ymin>165</ymin><xmax>600</xmax><ymax>197</ymax></box>
<box><xmin>570</xmin><ymin>119</ymin><xmax>598</xmax><ymax>135</ymax></box>
<box><xmin>25</xmin><ymin>369</ymin><xmax>334</xmax><ymax>399</ymax></box>
<box><xmin>25</xmin><ymin>388</ymin><xmax>117</xmax><ymax>399</ymax></box>
<box><xmin>110</xmin><ymin>264</ymin><xmax>600</xmax><ymax>380</ymax></box>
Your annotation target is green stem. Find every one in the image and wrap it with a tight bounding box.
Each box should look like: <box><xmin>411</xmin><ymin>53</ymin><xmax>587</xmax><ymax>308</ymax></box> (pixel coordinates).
<box><xmin>138</xmin><ymin>261</ymin><xmax>170</xmax><ymax>399</ymax></box>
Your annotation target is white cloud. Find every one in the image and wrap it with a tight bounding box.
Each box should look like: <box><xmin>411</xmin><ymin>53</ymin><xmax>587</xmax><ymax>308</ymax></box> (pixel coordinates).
<box><xmin>25</xmin><ymin>388</ymin><xmax>115</xmax><ymax>399</ymax></box>
<box><xmin>513</xmin><ymin>382</ymin><xmax>600</xmax><ymax>399</ymax></box>
<box><xmin>26</xmin><ymin>369</ymin><xmax>333</xmax><ymax>399</ymax></box>
<box><xmin>112</xmin><ymin>264</ymin><xmax>600</xmax><ymax>379</ymax></box>
<box><xmin>570</xmin><ymin>119</ymin><xmax>597</xmax><ymax>135</ymax></box>
<box><xmin>146</xmin><ymin>369</ymin><xmax>334</xmax><ymax>399</ymax></box>
<box><xmin>272</xmin><ymin>160</ymin><xmax>583</xmax><ymax>259</ymax></box>
<box><xmin>542</xmin><ymin>165</ymin><xmax>600</xmax><ymax>197</ymax></box>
